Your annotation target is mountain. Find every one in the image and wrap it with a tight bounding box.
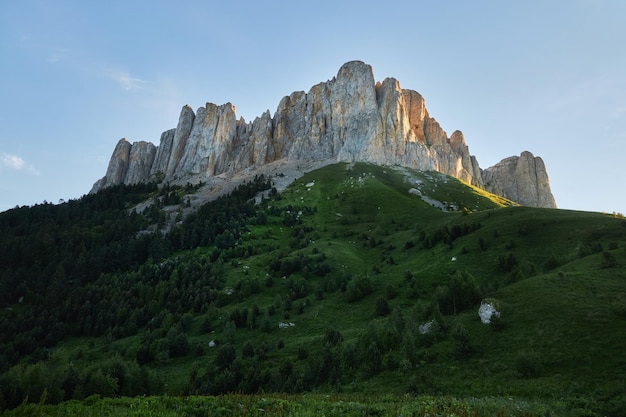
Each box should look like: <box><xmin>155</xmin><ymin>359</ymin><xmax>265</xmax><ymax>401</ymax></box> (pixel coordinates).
<box><xmin>90</xmin><ymin>61</ymin><xmax>556</xmax><ymax>208</ymax></box>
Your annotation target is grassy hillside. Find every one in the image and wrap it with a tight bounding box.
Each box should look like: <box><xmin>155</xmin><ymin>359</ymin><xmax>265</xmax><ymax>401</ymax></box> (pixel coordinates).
<box><xmin>0</xmin><ymin>393</ymin><xmax>563</xmax><ymax>417</ymax></box>
<box><xmin>1</xmin><ymin>162</ymin><xmax>625</xmax><ymax>416</ymax></box>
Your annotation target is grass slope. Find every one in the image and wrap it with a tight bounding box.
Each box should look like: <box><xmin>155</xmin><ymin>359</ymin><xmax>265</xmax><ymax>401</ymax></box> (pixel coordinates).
<box><xmin>0</xmin><ymin>393</ymin><xmax>562</xmax><ymax>417</ymax></box>
<box><xmin>260</xmin><ymin>163</ymin><xmax>626</xmax><ymax>399</ymax></box>
<box><xmin>2</xmin><ymin>162</ymin><xmax>625</xmax><ymax>416</ymax></box>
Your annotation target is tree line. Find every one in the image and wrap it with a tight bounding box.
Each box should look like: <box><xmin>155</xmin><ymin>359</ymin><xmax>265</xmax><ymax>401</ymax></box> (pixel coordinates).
<box><xmin>0</xmin><ymin>176</ymin><xmax>272</xmax><ymax>372</ymax></box>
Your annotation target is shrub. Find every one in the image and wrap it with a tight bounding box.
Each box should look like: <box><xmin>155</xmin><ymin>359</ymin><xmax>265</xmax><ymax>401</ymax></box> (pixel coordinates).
<box><xmin>451</xmin><ymin>323</ymin><xmax>473</xmax><ymax>359</ymax></box>
<box><xmin>242</xmin><ymin>341</ymin><xmax>255</xmax><ymax>358</ymax></box>
<box><xmin>515</xmin><ymin>350</ymin><xmax>542</xmax><ymax>378</ymax></box>
<box><xmin>297</xmin><ymin>347</ymin><xmax>309</xmax><ymax>360</ymax></box>
<box><xmin>365</xmin><ymin>342</ymin><xmax>382</xmax><ymax>376</ymax></box>
<box><xmin>324</xmin><ymin>327</ymin><xmax>343</xmax><ymax>347</ymax></box>
<box><xmin>375</xmin><ymin>296</ymin><xmax>391</xmax><ymax>317</ymax></box>
<box><xmin>169</xmin><ymin>333</ymin><xmax>190</xmax><ymax>357</ymax></box>
<box><xmin>601</xmin><ymin>251</ymin><xmax>617</xmax><ymax>268</ymax></box>
<box><xmin>385</xmin><ymin>284</ymin><xmax>398</xmax><ymax>300</ymax></box>
<box><xmin>345</xmin><ymin>275</ymin><xmax>373</xmax><ymax>302</ymax></box>
<box><xmin>489</xmin><ymin>312</ymin><xmax>505</xmax><ymax>331</ymax></box>
<box><xmin>543</xmin><ymin>254</ymin><xmax>561</xmax><ymax>271</ymax></box>
<box><xmin>498</xmin><ymin>253</ymin><xmax>518</xmax><ymax>272</ymax></box>
<box><xmin>435</xmin><ymin>271</ymin><xmax>482</xmax><ymax>315</ymax></box>
<box><xmin>213</xmin><ymin>344</ymin><xmax>236</xmax><ymax>370</ymax></box>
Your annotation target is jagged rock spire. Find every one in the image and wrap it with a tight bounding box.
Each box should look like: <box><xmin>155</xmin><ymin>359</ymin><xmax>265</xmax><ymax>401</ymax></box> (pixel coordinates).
<box><xmin>91</xmin><ymin>61</ymin><xmax>556</xmax><ymax>208</ymax></box>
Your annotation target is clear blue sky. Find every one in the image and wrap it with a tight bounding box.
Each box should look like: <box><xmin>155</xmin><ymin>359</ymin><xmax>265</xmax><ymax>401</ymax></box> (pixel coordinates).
<box><xmin>1</xmin><ymin>0</ymin><xmax>625</xmax><ymax>214</ymax></box>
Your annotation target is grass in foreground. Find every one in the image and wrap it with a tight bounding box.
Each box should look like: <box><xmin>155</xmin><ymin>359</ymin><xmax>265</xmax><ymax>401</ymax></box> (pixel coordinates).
<box><xmin>0</xmin><ymin>393</ymin><xmax>565</xmax><ymax>417</ymax></box>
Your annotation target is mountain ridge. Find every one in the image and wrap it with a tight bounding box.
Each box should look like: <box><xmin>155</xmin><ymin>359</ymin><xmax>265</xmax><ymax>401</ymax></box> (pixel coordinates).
<box><xmin>91</xmin><ymin>61</ymin><xmax>556</xmax><ymax>208</ymax></box>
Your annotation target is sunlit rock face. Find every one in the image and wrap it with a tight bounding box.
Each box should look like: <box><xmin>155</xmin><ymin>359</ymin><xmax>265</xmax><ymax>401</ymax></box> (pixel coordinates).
<box><xmin>91</xmin><ymin>61</ymin><xmax>556</xmax><ymax>208</ymax></box>
<box><xmin>482</xmin><ymin>151</ymin><xmax>557</xmax><ymax>208</ymax></box>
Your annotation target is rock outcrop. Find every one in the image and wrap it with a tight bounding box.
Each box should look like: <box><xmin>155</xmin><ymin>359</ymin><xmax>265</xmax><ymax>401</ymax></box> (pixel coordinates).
<box><xmin>90</xmin><ymin>138</ymin><xmax>156</xmax><ymax>191</ymax></box>
<box><xmin>482</xmin><ymin>152</ymin><xmax>556</xmax><ymax>208</ymax></box>
<box><xmin>91</xmin><ymin>61</ymin><xmax>556</xmax><ymax>208</ymax></box>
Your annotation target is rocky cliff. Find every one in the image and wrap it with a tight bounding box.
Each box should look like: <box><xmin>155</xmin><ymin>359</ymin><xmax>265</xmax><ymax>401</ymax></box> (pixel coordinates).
<box><xmin>482</xmin><ymin>151</ymin><xmax>556</xmax><ymax>208</ymax></box>
<box><xmin>91</xmin><ymin>61</ymin><xmax>556</xmax><ymax>208</ymax></box>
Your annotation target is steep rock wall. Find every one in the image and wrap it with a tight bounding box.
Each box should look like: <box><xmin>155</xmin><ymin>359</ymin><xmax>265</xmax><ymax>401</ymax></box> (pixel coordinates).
<box><xmin>482</xmin><ymin>151</ymin><xmax>556</xmax><ymax>208</ymax></box>
<box><xmin>90</xmin><ymin>61</ymin><xmax>556</xmax><ymax>208</ymax></box>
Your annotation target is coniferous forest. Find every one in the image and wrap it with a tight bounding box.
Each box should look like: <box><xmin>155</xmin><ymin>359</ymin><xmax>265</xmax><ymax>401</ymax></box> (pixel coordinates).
<box><xmin>0</xmin><ymin>176</ymin><xmax>273</xmax><ymax>405</ymax></box>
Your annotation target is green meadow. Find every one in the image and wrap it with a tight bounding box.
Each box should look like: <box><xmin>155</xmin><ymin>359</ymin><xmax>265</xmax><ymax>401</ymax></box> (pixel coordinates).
<box><xmin>1</xmin><ymin>163</ymin><xmax>625</xmax><ymax>416</ymax></box>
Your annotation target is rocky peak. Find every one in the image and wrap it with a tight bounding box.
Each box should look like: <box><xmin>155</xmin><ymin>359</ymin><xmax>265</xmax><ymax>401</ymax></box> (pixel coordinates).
<box><xmin>482</xmin><ymin>151</ymin><xmax>556</xmax><ymax>208</ymax></box>
<box><xmin>90</xmin><ymin>138</ymin><xmax>157</xmax><ymax>193</ymax></box>
<box><xmin>165</xmin><ymin>104</ymin><xmax>195</xmax><ymax>177</ymax></box>
<box><xmin>91</xmin><ymin>61</ymin><xmax>556</xmax><ymax>208</ymax></box>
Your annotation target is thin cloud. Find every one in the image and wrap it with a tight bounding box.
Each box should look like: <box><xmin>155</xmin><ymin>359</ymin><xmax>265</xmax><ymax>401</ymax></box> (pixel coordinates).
<box><xmin>17</xmin><ymin>34</ymin><xmax>147</xmax><ymax>92</ymax></box>
<box><xmin>610</xmin><ymin>106</ymin><xmax>626</xmax><ymax>119</ymax></box>
<box><xmin>107</xmin><ymin>69</ymin><xmax>146</xmax><ymax>91</ymax></box>
<box><xmin>47</xmin><ymin>47</ymin><xmax>69</xmax><ymax>63</ymax></box>
<box><xmin>2</xmin><ymin>153</ymin><xmax>24</xmax><ymax>170</ymax></box>
<box><xmin>1</xmin><ymin>152</ymin><xmax>40</xmax><ymax>175</ymax></box>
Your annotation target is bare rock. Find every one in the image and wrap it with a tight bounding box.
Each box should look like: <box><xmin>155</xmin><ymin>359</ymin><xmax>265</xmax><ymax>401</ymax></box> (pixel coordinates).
<box><xmin>166</xmin><ymin>105</ymin><xmax>195</xmax><ymax>178</ymax></box>
<box><xmin>176</xmin><ymin>102</ymin><xmax>238</xmax><ymax>176</ymax></box>
<box><xmin>90</xmin><ymin>138</ymin><xmax>131</xmax><ymax>192</ymax></box>
<box><xmin>125</xmin><ymin>141</ymin><xmax>156</xmax><ymax>185</ymax></box>
<box><xmin>151</xmin><ymin>129</ymin><xmax>175</xmax><ymax>176</ymax></box>
<box><xmin>90</xmin><ymin>139</ymin><xmax>157</xmax><ymax>193</ymax></box>
<box><xmin>90</xmin><ymin>61</ymin><xmax>555</xmax><ymax>208</ymax></box>
<box><xmin>482</xmin><ymin>151</ymin><xmax>556</xmax><ymax>208</ymax></box>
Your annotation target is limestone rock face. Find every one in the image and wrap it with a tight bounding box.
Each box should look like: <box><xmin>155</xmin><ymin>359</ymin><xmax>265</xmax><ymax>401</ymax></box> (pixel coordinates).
<box><xmin>104</xmin><ymin>138</ymin><xmax>132</xmax><ymax>185</ymax></box>
<box><xmin>482</xmin><ymin>151</ymin><xmax>556</xmax><ymax>208</ymax></box>
<box><xmin>125</xmin><ymin>141</ymin><xmax>157</xmax><ymax>185</ymax></box>
<box><xmin>176</xmin><ymin>103</ymin><xmax>238</xmax><ymax>176</ymax></box>
<box><xmin>151</xmin><ymin>129</ymin><xmax>175</xmax><ymax>176</ymax></box>
<box><xmin>90</xmin><ymin>138</ymin><xmax>157</xmax><ymax>193</ymax></box>
<box><xmin>90</xmin><ymin>61</ymin><xmax>556</xmax><ymax>208</ymax></box>
<box><xmin>166</xmin><ymin>105</ymin><xmax>195</xmax><ymax>177</ymax></box>
<box><xmin>90</xmin><ymin>139</ymin><xmax>131</xmax><ymax>193</ymax></box>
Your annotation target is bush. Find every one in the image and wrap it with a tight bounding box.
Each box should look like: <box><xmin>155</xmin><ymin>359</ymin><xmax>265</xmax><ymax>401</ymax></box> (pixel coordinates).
<box><xmin>451</xmin><ymin>323</ymin><xmax>473</xmax><ymax>359</ymax></box>
<box><xmin>297</xmin><ymin>347</ymin><xmax>309</xmax><ymax>360</ymax></box>
<box><xmin>489</xmin><ymin>312</ymin><xmax>505</xmax><ymax>332</ymax></box>
<box><xmin>324</xmin><ymin>327</ymin><xmax>343</xmax><ymax>347</ymax></box>
<box><xmin>83</xmin><ymin>368</ymin><xmax>118</xmax><ymax>397</ymax></box>
<box><xmin>498</xmin><ymin>253</ymin><xmax>518</xmax><ymax>272</ymax></box>
<box><xmin>374</xmin><ymin>296</ymin><xmax>391</xmax><ymax>317</ymax></box>
<box><xmin>169</xmin><ymin>333</ymin><xmax>190</xmax><ymax>357</ymax></box>
<box><xmin>543</xmin><ymin>254</ymin><xmax>561</xmax><ymax>271</ymax></box>
<box><xmin>515</xmin><ymin>350</ymin><xmax>542</xmax><ymax>378</ymax></box>
<box><xmin>242</xmin><ymin>341</ymin><xmax>255</xmax><ymax>358</ymax></box>
<box><xmin>384</xmin><ymin>284</ymin><xmax>398</xmax><ymax>300</ymax></box>
<box><xmin>260</xmin><ymin>310</ymin><xmax>273</xmax><ymax>334</ymax></box>
<box><xmin>214</xmin><ymin>344</ymin><xmax>236</xmax><ymax>370</ymax></box>
<box><xmin>345</xmin><ymin>275</ymin><xmax>373</xmax><ymax>302</ymax></box>
<box><xmin>365</xmin><ymin>342</ymin><xmax>382</xmax><ymax>376</ymax></box>
<box><xmin>601</xmin><ymin>251</ymin><xmax>617</xmax><ymax>268</ymax></box>
<box><xmin>435</xmin><ymin>271</ymin><xmax>482</xmax><ymax>315</ymax></box>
